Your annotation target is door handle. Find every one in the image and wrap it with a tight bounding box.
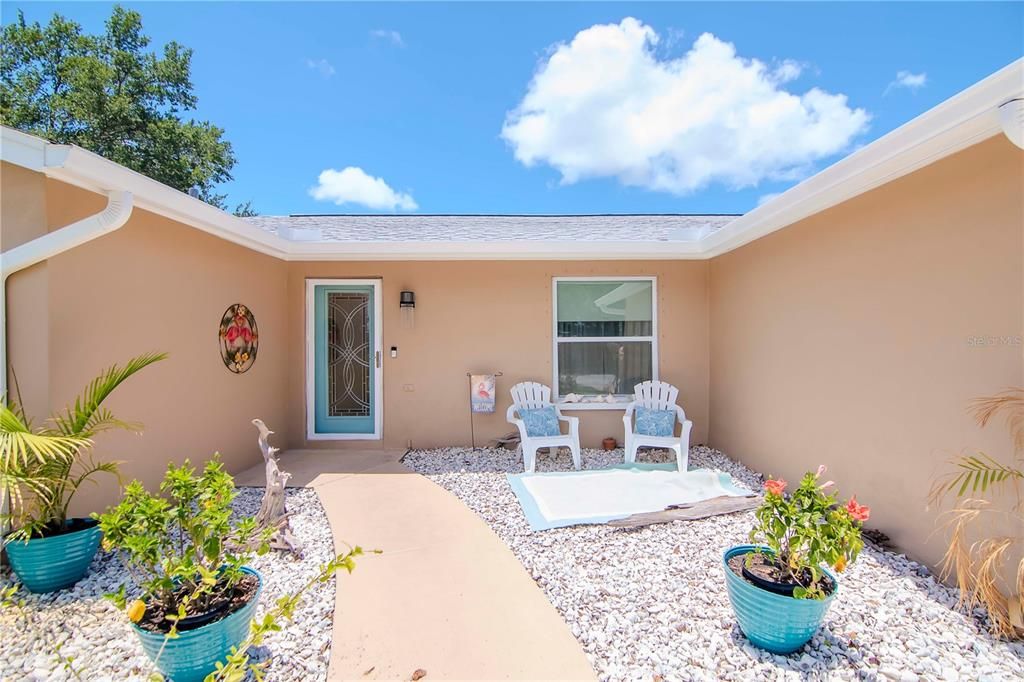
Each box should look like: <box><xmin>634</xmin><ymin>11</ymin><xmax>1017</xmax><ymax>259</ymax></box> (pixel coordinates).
<box><xmin>375</xmin><ymin>350</ymin><xmax>381</xmax><ymax>368</ymax></box>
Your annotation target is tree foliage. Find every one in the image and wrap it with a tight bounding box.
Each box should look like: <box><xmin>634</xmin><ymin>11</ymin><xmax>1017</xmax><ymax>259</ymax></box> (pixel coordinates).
<box><xmin>0</xmin><ymin>5</ymin><xmax>241</xmax><ymax>209</ymax></box>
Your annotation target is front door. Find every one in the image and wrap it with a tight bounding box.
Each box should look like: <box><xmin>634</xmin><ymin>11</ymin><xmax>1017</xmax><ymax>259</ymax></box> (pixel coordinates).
<box><xmin>308</xmin><ymin>280</ymin><xmax>381</xmax><ymax>438</ymax></box>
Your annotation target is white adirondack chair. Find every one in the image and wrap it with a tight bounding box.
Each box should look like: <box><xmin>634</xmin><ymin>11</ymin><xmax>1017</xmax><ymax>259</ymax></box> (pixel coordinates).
<box><xmin>507</xmin><ymin>381</ymin><xmax>581</xmax><ymax>473</ymax></box>
<box><xmin>622</xmin><ymin>380</ymin><xmax>693</xmax><ymax>472</ymax></box>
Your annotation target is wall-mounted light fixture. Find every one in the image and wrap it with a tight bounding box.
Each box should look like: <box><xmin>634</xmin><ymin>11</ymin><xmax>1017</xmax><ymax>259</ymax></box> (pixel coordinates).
<box><xmin>400</xmin><ymin>290</ymin><xmax>415</xmax><ymax>328</ymax></box>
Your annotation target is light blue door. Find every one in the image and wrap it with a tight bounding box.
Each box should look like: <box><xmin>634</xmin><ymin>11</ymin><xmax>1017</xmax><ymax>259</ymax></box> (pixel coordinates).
<box><xmin>313</xmin><ymin>284</ymin><xmax>377</xmax><ymax>435</ymax></box>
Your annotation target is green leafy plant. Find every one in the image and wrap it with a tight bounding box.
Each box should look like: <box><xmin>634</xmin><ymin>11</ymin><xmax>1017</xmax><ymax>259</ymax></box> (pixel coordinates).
<box><xmin>931</xmin><ymin>388</ymin><xmax>1023</xmax><ymax>639</ymax></box>
<box><xmin>209</xmin><ymin>544</ymin><xmax>378</xmax><ymax>682</ymax></box>
<box><xmin>98</xmin><ymin>456</ymin><xmax>382</xmax><ymax>681</ymax></box>
<box><xmin>750</xmin><ymin>466</ymin><xmax>869</xmax><ymax>599</ymax></box>
<box><xmin>1</xmin><ymin>352</ymin><xmax>166</xmax><ymax>542</ymax></box>
<box><xmin>97</xmin><ymin>456</ymin><xmax>271</xmax><ymax>633</ymax></box>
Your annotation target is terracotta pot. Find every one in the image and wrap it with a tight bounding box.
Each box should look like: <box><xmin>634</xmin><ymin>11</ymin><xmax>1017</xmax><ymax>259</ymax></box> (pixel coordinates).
<box><xmin>602</xmin><ymin>437</ymin><xmax>617</xmax><ymax>450</ymax></box>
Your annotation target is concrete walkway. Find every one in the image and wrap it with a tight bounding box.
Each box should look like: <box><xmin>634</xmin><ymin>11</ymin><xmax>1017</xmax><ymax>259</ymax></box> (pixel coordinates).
<box><xmin>236</xmin><ymin>450</ymin><xmax>595</xmax><ymax>682</ymax></box>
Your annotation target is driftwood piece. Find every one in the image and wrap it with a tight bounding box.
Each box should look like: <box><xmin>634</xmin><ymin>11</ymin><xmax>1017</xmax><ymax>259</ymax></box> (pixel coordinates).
<box><xmin>607</xmin><ymin>495</ymin><xmax>762</xmax><ymax>529</ymax></box>
<box><xmin>251</xmin><ymin>419</ymin><xmax>303</xmax><ymax>558</ymax></box>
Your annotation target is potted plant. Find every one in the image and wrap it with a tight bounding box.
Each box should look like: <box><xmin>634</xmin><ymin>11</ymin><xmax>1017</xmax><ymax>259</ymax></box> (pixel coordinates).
<box><xmin>97</xmin><ymin>456</ymin><xmax>273</xmax><ymax>682</ymax></box>
<box><xmin>1</xmin><ymin>353</ymin><xmax>166</xmax><ymax>593</ymax></box>
<box><xmin>723</xmin><ymin>466</ymin><xmax>869</xmax><ymax>653</ymax></box>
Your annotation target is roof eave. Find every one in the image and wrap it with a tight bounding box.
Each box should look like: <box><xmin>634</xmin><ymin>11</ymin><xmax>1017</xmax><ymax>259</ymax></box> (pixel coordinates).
<box><xmin>702</xmin><ymin>57</ymin><xmax>1023</xmax><ymax>257</ymax></box>
<box><xmin>282</xmin><ymin>240</ymin><xmax>706</xmax><ymax>261</ymax></box>
<box><xmin>42</xmin><ymin>145</ymin><xmax>293</xmax><ymax>258</ymax></box>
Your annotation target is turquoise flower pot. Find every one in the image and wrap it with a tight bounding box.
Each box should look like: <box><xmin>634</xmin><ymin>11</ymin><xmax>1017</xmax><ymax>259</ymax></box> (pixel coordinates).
<box><xmin>723</xmin><ymin>545</ymin><xmax>838</xmax><ymax>654</ymax></box>
<box><xmin>133</xmin><ymin>567</ymin><xmax>262</xmax><ymax>682</ymax></box>
<box><xmin>4</xmin><ymin>519</ymin><xmax>102</xmax><ymax>593</ymax></box>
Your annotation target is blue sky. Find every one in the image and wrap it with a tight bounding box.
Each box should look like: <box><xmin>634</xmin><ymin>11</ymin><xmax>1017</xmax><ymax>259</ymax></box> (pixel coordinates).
<box><xmin>7</xmin><ymin>2</ymin><xmax>1023</xmax><ymax>215</ymax></box>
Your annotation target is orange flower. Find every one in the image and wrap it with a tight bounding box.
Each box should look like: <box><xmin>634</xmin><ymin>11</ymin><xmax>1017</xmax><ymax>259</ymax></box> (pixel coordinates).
<box><xmin>126</xmin><ymin>599</ymin><xmax>146</xmax><ymax>623</ymax></box>
<box><xmin>834</xmin><ymin>555</ymin><xmax>847</xmax><ymax>573</ymax></box>
<box><xmin>764</xmin><ymin>478</ymin><xmax>787</xmax><ymax>496</ymax></box>
<box><xmin>846</xmin><ymin>496</ymin><xmax>870</xmax><ymax>522</ymax></box>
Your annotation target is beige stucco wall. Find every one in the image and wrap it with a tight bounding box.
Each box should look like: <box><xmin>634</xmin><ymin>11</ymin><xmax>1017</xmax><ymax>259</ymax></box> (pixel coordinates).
<box><xmin>708</xmin><ymin>136</ymin><xmax>1024</xmax><ymax>570</ymax></box>
<box><xmin>5</xmin><ymin>134</ymin><xmax>1020</xmax><ymax>574</ymax></box>
<box><xmin>285</xmin><ymin>261</ymin><xmax>711</xmax><ymax>451</ymax></box>
<box><xmin>1</xmin><ymin>162</ymin><xmax>51</xmax><ymax>420</ymax></box>
<box><xmin>3</xmin><ymin>175</ymin><xmax>290</xmax><ymax>517</ymax></box>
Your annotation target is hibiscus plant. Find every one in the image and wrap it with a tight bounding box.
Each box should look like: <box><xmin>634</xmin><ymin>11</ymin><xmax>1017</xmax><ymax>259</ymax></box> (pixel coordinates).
<box><xmin>750</xmin><ymin>466</ymin><xmax>869</xmax><ymax>599</ymax></box>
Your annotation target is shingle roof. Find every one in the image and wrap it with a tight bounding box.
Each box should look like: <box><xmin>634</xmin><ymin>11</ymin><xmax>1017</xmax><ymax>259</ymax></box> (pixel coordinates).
<box><xmin>244</xmin><ymin>214</ymin><xmax>739</xmax><ymax>242</ymax></box>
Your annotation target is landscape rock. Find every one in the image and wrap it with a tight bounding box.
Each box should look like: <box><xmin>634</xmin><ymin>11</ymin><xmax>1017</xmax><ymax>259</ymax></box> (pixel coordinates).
<box><xmin>0</xmin><ymin>488</ymin><xmax>335</xmax><ymax>681</ymax></box>
<box><xmin>405</xmin><ymin>445</ymin><xmax>1024</xmax><ymax>682</ymax></box>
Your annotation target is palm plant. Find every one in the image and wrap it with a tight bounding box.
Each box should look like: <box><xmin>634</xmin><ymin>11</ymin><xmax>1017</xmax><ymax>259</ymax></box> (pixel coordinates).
<box><xmin>931</xmin><ymin>388</ymin><xmax>1024</xmax><ymax>639</ymax></box>
<box><xmin>1</xmin><ymin>352</ymin><xmax>167</xmax><ymax>542</ymax></box>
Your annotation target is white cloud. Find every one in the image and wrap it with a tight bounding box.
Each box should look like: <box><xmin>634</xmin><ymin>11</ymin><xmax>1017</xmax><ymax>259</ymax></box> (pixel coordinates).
<box><xmin>309</xmin><ymin>167</ymin><xmax>418</xmax><ymax>211</ymax></box>
<box><xmin>885</xmin><ymin>70</ymin><xmax>927</xmax><ymax>94</ymax></box>
<box><xmin>370</xmin><ymin>29</ymin><xmax>404</xmax><ymax>47</ymax></box>
<box><xmin>305</xmin><ymin>58</ymin><xmax>335</xmax><ymax>78</ymax></box>
<box><xmin>501</xmin><ymin>18</ymin><xmax>870</xmax><ymax>195</ymax></box>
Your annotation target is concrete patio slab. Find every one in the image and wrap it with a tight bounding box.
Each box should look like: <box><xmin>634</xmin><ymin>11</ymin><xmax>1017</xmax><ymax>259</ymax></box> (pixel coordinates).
<box><xmin>235</xmin><ymin>450</ymin><xmax>595</xmax><ymax>682</ymax></box>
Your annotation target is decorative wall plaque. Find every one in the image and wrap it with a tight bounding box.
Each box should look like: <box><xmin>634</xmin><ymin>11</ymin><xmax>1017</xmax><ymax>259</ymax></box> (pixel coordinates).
<box><xmin>219</xmin><ymin>304</ymin><xmax>258</xmax><ymax>373</ymax></box>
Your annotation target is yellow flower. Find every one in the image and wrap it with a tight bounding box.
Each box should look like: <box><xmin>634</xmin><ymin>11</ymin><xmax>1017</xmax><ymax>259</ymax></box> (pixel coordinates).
<box><xmin>126</xmin><ymin>599</ymin><xmax>146</xmax><ymax>623</ymax></box>
<box><xmin>834</xmin><ymin>556</ymin><xmax>847</xmax><ymax>573</ymax></box>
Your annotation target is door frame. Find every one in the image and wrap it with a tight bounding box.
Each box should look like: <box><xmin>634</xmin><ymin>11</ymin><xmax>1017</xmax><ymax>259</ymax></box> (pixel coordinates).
<box><xmin>305</xmin><ymin>278</ymin><xmax>383</xmax><ymax>441</ymax></box>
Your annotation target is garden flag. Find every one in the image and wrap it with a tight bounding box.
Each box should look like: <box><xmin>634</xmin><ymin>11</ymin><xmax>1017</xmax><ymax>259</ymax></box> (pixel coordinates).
<box><xmin>471</xmin><ymin>374</ymin><xmax>496</xmax><ymax>413</ymax></box>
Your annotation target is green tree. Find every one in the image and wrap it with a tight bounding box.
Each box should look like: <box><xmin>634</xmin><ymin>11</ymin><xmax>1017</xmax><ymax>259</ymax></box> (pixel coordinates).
<box><xmin>1</xmin><ymin>5</ymin><xmax>238</xmax><ymax>209</ymax></box>
<box><xmin>232</xmin><ymin>199</ymin><xmax>259</xmax><ymax>217</ymax></box>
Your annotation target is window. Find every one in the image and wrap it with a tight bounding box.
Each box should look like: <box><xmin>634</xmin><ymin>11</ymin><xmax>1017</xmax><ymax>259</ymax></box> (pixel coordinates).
<box><xmin>553</xmin><ymin>277</ymin><xmax>657</xmax><ymax>406</ymax></box>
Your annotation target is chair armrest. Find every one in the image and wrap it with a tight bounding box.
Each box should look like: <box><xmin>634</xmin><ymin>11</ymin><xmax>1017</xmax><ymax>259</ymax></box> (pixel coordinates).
<box><xmin>674</xmin><ymin>405</ymin><xmax>687</xmax><ymax>428</ymax></box>
<box><xmin>679</xmin><ymin>418</ymin><xmax>693</xmax><ymax>439</ymax></box>
<box><xmin>506</xmin><ymin>404</ymin><xmax>520</xmax><ymax>423</ymax></box>
<box><xmin>623</xmin><ymin>401</ymin><xmax>637</xmax><ymax>432</ymax></box>
<box><xmin>557</xmin><ymin>414</ymin><xmax>580</xmax><ymax>438</ymax></box>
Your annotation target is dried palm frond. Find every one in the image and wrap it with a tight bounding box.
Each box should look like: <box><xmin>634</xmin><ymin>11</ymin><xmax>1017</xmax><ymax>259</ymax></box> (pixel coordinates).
<box><xmin>937</xmin><ymin>502</ymin><xmax>983</xmax><ymax>605</ymax></box>
<box><xmin>972</xmin><ymin>536</ymin><xmax>1013</xmax><ymax>635</ymax></box>
<box><xmin>931</xmin><ymin>389</ymin><xmax>1024</xmax><ymax>639</ymax></box>
<box><xmin>971</xmin><ymin>389</ymin><xmax>1024</xmax><ymax>453</ymax></box>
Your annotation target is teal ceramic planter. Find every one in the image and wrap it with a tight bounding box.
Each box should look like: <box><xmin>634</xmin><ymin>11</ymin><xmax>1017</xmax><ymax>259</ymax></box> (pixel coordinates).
<box><xmin>133</xmin><ymin>567</ymin><xmax>262</xmax><ymax>682</ymax></box>
<box><xmin>723</xmin><ymin>545</ymin><xmax>838</xmax><ymax>654</ymax></box>
<box><xmin>4</xmin><ymin>519</ymin><xmax>102</xmax><ymax>593</ymax></box>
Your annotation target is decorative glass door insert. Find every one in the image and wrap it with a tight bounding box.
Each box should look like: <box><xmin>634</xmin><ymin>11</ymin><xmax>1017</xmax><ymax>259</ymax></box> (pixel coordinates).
<box><xmin>313</xmin><ymin>283</ymin><xmax>377</xmax><ymax>435</ymax></box>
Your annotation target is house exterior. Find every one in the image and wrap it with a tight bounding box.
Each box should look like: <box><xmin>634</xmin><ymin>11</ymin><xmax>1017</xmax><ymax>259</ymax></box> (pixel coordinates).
<box><xmin>1</xmin><ymin>60</ymin><xmax>1021</xmax><ymax>574</ymax></box>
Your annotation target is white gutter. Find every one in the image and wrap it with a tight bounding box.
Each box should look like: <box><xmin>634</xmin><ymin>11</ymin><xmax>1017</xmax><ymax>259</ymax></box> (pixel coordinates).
<box><xmin>0</xmin><ymin>190</ymin><xmax>134</xmax><ymax>399</ymax></box>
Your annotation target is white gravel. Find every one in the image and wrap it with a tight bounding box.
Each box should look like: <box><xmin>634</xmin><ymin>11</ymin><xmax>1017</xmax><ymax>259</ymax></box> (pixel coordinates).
<box><xmin>404</xmin><ymin>445</ymin><xmax>1024</xmax><ymax>682</ymax></box>
<box><xmin>0</xmin><ymin>487</ymin><xmax>335</xmax><ymax>682</ymax></box>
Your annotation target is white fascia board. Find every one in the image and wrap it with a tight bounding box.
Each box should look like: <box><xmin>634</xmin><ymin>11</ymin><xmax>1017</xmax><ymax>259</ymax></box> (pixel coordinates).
<box><xmin>283</xmin><ymin>239</ymin><xmax>706</xmax><ymax>261</ymax></box>
<box><xmin>0</xmin><ymin>127</ymin><xmax>49</xmax><ymax>171</ymax></box>
<box><xmin>42</xmin><ymin>146</ymin><xmax>292</xmax><ymax>258</ymax></box>
<box><xmin>701</xmin><ymin>58</ymin><xmax>1024</xmax><ymax>258</ymax></box>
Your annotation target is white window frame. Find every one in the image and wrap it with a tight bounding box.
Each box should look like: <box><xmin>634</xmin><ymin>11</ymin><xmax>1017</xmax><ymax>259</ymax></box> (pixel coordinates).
<box><xmin>551</xmin><ymin>276</ymin><xmax>658</xmax><ymax>411</ymax></box>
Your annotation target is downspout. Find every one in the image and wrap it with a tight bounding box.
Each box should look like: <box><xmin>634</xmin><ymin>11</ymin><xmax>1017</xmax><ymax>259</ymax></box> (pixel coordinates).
<box><xmin>0</xmin><ymin>190</ymin><xmax>134</xmax><ymax>400</ymax></box>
